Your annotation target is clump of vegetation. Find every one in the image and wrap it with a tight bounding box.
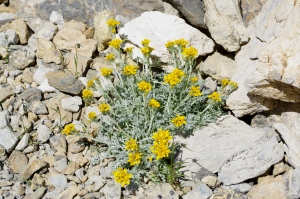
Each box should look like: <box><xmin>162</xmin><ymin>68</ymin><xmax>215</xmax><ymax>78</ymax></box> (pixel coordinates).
<box><xmin>62</xmin><ymin>18</ymin><xmax>238</xmax><ymax>188</ymax></box>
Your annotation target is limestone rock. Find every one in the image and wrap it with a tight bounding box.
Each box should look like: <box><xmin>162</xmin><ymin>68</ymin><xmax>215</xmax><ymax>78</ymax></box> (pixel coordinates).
<box><xmin>35</xmin><ymin>21</ymin><xmax>57</xmax><ymax>41</ymax></box>
<box><xmin>144</xmin><ymin>183</ymin><xmax>178</xmax><ymax>199</ymax></box>
<box><xmin>71</xmin><ymin>39</ymin><xmax>97</xmax><ymax>58</ymax></box>
<box><xmin>1</xmin><ymin>19</ymin><xmax>29</xmax><ymax>44</ymax></box>
<box><xmin>48</xmin><ymin>174</ymin><xmax>67</xmax><ymax>189</ymax></box>
<box><xmin>46</xmin><ymin>93</ymin><xmax>73</xmax><ymax>125</ymax></box>
<box><xmin>24</xmin><ymin>187</ymin><xmax>46</xmax><ymax>199</ymax></box>
<box><xmin>0</xmin><ymin>12</ymin><xmax>15</xmax><ymax>26</ymax></box>
<box><xmin>57</xmin><ymin>184</ymin><xmax>78</xmax><ymax>199</ymax></box>
<box><xmin>218</xmin><ymin>136</ymin><xmax>283</xmax><ymax>185</ymax></box>
<box><xmin>9</xmin><ymin>0</ymin><xmax>165</xmax><ymax>27</ymax></box>
<box><xmin>241</xmin><ymin>0</ymin><xmax>268</xmax><ymax>26</ymax></box>
<box><xmin>0</xmin><ymin>110</ymin><xmax>9</xmax><ymax>129</ymax></box>
<box><xmin>211</xmin><ymin>188</ymin><xmax>247</xmax><ymax>199</ymax></box>
<box><xmin>33</xmin><ymin>63</ymin><xmax>55</xmax><ymax>85</ymax></box>
<box><xmin>284</xmin><ymin>167</ymin><xmax>300</xmax><ymax>199</ymax></box>
<box><xmin>0</xmin><ymin>127</ymin><xmax>18</xmax><ymax>152</ymax></box>
<box><xmin>61</xmin><ymin>96</ymin><xmax>82</xmax><ymax>113</ymax></box>
<box><xmin>63</xmin><ymin>20</ymin><xmax>86</xmax><ymax>33</ymax></box>
<box><xmin>93</xmin><ymin>10</ymin><xmax>114</xmax><ymax>52</ymax></box>
<box><xmin>37</xmin><ymin>125</ymin><xmax>52</xmax><ymax>143</ymax></box>
<box><xmin>119</xmin><ymin>11</ymin><xmax>214</xmax><ymax>63</ymax></box>
<box><xmin>28</xmin><ymin>100</ymin><xmax>48</xmax><ymax>115</ymax></box>
<box><xmin>53</xmin><ymin>28</ymin><xmax>86</xmax><ymax>51</ymax></box>
<box><xmin>101</xmin><ymin>181</ymin><xmax>122</xmax><ymax>199</ymax></box>
<box><xmin>0</xmin><ymin>29</ymin><xmax>19</xmax><ymax>47</ymax></box>
<box><xmin>46</xmin><ymin>71</ymin><xmax>85</xmax><ymax>95</ymax></box>
<box><xmin>7</xmin><ymin>151</ymin><xmax>28</xmax><ymax>173</ymax></box>
<box><xmin>0</xmin><ymin>87</ymin><xmax>14</xmax><ymax>102</ymax></box>
<box><xmin>15</xmin><ymin>133</ymin><xmax>30</xmax><ymax>151</ymax></box>
<box><xmin>200</xmin><ymin>52</ymin><xmax>237</xmax><ymax>81</ymax></box>
<box><xmin>50</xmin><ymin>11</ymin><xmax>64</xmax><ymax>25</ymax></box>
<box><xmin>61</xmin><ymin>162</ymin><xmax>79</xmax><ymax>175</ymax></box>
<box><xmin>30</xmin><ymin>174</ymin><xmax>45</xmax><ymax>191</ymax></box>
<box><xmin>273</xmin><ymin>112</ymin><xmax>300</xmax><ymax>167</ymax></box>
<box><xmin>20</xmin><ymin>88</ymin><xmax>42</xmax><ymax>103</ymax></box>
<box><xmin>226</xmin><ymin>183</ymin><xmax>252</xmax><ymax>194</ymax></box>
<box><xmin>36</xmin><ymin>38</ymin><xmax>61</xmax><ymax>64</ymax></box>
<box><xmin>20</xmin><ymin>159</ymin><xmax>48</xmax><ymax>181</ymax></box>
<box><xmin>64</xmin><ymin>53</ymin><xmax>92</xmax><ymax>76</ymax></box>
<box><xmin>182</xmin><ymin>184</ymin><xmax>213</xmax><ymax>199</ymax></box>
<box><xmin>9</xmin><ymin>45</ymin><xmax>35</xmax><ymax>69</ymax></box>
<box><xmin>165</xmin><ymin>0</ymin><xmax>205</xmax><ymax>28</ymax></box>
<box><xmin>0</xmin><ymin>145</ymin><xmax>7</xmax><ymax>161</ymax></box>
<box><xmin>247</xmin><ymin>175</ymin><xmax>287</xmax><ymax>199</ymax></box>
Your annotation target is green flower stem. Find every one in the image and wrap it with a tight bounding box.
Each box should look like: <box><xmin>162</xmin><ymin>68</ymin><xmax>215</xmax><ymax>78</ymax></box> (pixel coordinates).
<box><xmin>146</xmin><ymin>113</ymin><xmax>155</xmax><ymax>136</ymax></box>
<box><xmin>165</xmin><ymin>88</ymin><xmax>173</xmax><ymax>113</ymax></box>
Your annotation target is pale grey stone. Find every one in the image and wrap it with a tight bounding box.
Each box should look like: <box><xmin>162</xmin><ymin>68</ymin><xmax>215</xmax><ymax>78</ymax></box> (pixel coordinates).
<box><xmin>182</xmin><ymin>184</ymin><xmax>213</xmax><ymax>199</ymax></box>
<box><xmin>50</xmin><ymin>11</ymin><xmax>64</xmax><ymax>25</ymax></box>
<box><xmin>15</xmin><ymin>133</ymin><xmax>30</xmax><ymax>151</ymax></box>
<box><xmin>27</xmin><ymin>34</ymin><xmax>38</xmax><ymax>52</ymax></box>
<box><xmin>119</xmin><ymin>11</ymin><xmax>214</xmax><ymax>63</ymax></box>
<box><xmin>101</xmin><ymin>181</ymin><xmax>122</xmax><ymax>199</ymax></box>
<box><xmin>9</xmin><ymin>45</ymin><xmax>35</xmax><ymax>69</ymax></box>
<box><xmin>54</xmin><ymin>157</ymin><xmax>68</xmax><ymax>173</ymax></box>
<box><xmin>144</xmin><ymin>183</ymin><xmax>178</xmax><ymax>199</ymax></box>
<box><xmin>48</xmin><ymin>174</ymin><xmax>67</xmax><ymax>189</ymax></box>
<box><xmin>204</xmin><ymin>77</ymin><xmax>217</xmax><ymax>91</ymax></box>
<box><xmin>61</xmin><ymin>96</ymin><xmax>82</xmax><ymax>113</ymax></box>
<box><xmin>37</xmin><ymin>125</ymin><xmax>52</xmax><ymax>143</ymax></box>
<box><xmin>28</xmin><ymin>100</ymin><xmax>48</xmax><ymax>115</ymax></box>
<box><xmin>218</xmin><ymin>136</ymin><xmax>284</xmax><ymax>185</ymax></box>
<box><xmin>226</xmin><ymin>183</ymin><xmax>252</xmax><ymax>194</ymax></box>
<box><xmin>0</xmin><ymin>127</ymin><xmax>18</xmax><ymax>152</ymax></box>
<box><xmin>85</xmin><ymin>175</ymin><xmax>105</xmax><ymax>192</ymax></box>
<box><xmin>35</xmin><ymin>21</ymin><xmax>57</xmax><ymax>41</ymax></box>
<box><xmin>0</xmin><ymin>111</ymin><xmax>9</xmax><ymax>129</ymax></box>
<box><xmin>0</xmin><ymin>12</ymin><xmax>15</xmax><ymax>26</ymax></box>
<box><xmin>285</xmin><ymin>167</ymin><xmax>300</xmax><ymax>199</ymax></box>
<box><xmin>33</xmin><ymin>61</ymin><xmax>55</xmax><ymax>85</ymax></box>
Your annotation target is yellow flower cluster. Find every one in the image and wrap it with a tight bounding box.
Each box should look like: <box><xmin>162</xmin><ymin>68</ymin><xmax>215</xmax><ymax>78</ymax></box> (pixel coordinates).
<box><xmin>141</xmin><ymin>39</ymin><xmax>151</xmax><ymax>46</ymax></box>
<box><xmin>151</xmin><ymin>129</ymin><xmax>172</xmax><ymax>160</ymax></box>
<box><xmin>86</xmin><ymin>79</ymin><xmax>94</xmax><ymax>88</ymax></box>
<box><xmin>82</xmin><ymin>89</ymin><xmax>94</xmax><ymax>99</ymax></box>
<box><xmin>109</xmin><ymin>38</ymin><xmax>123</xmax><ymax>49</ymax></box>
<box><xmin>165</xmin><ymin>38</ymin><xmax>189</xmax><ymax>49</ymax></box>
<box><xmin>189</xmin><ymin>86</ymin><xmax>202</xmax><ymax>97</ymax></box>
<box><xmin>164</xmin><ymin>68</ymin><xmax>185</xmax><ymax>87</ymax></box>
<box><xmin>221</xmin><ymin>78</ymin><xmax>229</xmax><ymax>86</ymax></box>
<box><xmin>100</xmin><ymin>67</ymin><xmax>113</xmax><ymax>77</ymax></box>
<box><xmin>105</xmin><ymin>53</ymin><xmax>115</xmax><ymax>61</ymax></box>
<box><xmin>148</xmin><ymin>98</ymin><xmax>160</xmax><ymax>108</ymax></box>
<box><xmin>125</xmin><ymin>138</ymin><xmax>138</xmax><ymax>151</ymax></box>
<box><xmin>140</xmin><ymin>46</ymin><xmax>154</xmax><ymax>56</ymax></box>
<box><xmin>229</xmin><ymin>81</ymin><xmax>238</xmax><ymax>88</ymax></box>
<box><xmin>88</xmin><ymin>112</ymin><xmax>97</xmax><ymax>120</ymax></box>
<box><xmin>62</xmin><ymin>123</ymin><xmax>75</xmax><ymax>135</ymax></box>
<box><xmin>124</xmin><ymin>47</ymin><xmax>133</xmax><ymax>53</ymax></box>
<box><xmin>99</xmin><ymin>103</ymin><xmax>111</xmax><ymax>113</ymax></box>
<box><xmin>182</xmin><ymin>46</ymin><xmax>198</xmax><ymax>59</ymax></box>
<box><xmin>122</xmin><ymin>65</ymin><xmax>138</xmax><ymax>76</ymax></box>
<box><xmin>171</xmin><ymin>114</ymin><xmax>186</xmax><ymax>127</ymax></box>
<box><xmin>113</xmin><ymin>168</ymin><xmax>132</xmax><ymax>187</ymax></box>
<box><xmin>208</xmin><ymin>92</ymin><xmax>221</xmax><ymax>102</ymax></box>
<box><xmin>190</xmin><ymin>76</ymin><xmax>199</xmax><ymax>83</ymax></box>
<box><xmin>106</xmin><ymin>19</ymin><xmax>120</xmax><ymax>27</ymax></box>
<box><xmin>137</xmin><ymin>81</ymin><xmax>152</xmax><ymax>94</ymax></box>
<box><xmin>128</xmin><ymin>151</ymin><xmax>142</xmax><ymax>166</ymax></box>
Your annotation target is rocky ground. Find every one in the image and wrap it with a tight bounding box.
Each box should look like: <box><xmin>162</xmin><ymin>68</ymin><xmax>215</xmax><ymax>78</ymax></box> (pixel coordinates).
<box><xmin>0</xmin><ymin>0</ymin><xmax>300</xmax><ymax>199</ymax></box>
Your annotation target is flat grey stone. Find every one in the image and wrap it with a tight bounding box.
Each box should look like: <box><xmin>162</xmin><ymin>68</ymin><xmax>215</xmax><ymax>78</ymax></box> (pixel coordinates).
<box><xmin>182</xmin><ymin>184</ymin><xmax>213</xmax><ymax>199</ymax></box>
<box><xmin>0</xmin><ymin>87</ymin><xmax>14</xmax><ymax>103</ymax></box>
<box><xmin>15</xmin><ymin>133</ymin><xmax>30</xmax><ymax>151</ymax></box>
<box><xmin>20</xmin><ymin>88</ymin><xmax>42</xmax><ymax>103</ymax></box>
<box><xmin>37</xmin><ymin>125</ymin><xmax>52</xmax><ymax>143</ymax></box>
<box><xmin>285</xmin><ymin>167</ymin><xmax>300</xmax><ymax>199</ymax></box>
<box><xmin>9</xmin><ymin>46</ymin><xmax>35</xmax><ymax>69</ymax></box>
<box><xmin>48</xmin><ymin>174</ymin><xmax>67</xmax><ymax>189</ymax></box>
<box><xmin>0</xmin><ymin>111</ymin><xmax>9</xmax><ymax>129</ymax></box>
<box><xmin>29</xmin><ymin>100</ymin><xmax>48</xmax><ymax>115</ymax></box>
<box><xmin>46</xmin><ymin>71</ymin><xmax>85</xmax><ymax>95</ymax></box>
<box><xmin>226</xmin><ymin>183</ymin><xmax>252</xmax><ymax>194</ymax></box>
<box><xmin>144</xmin><ymin>183</ymin><xmax>178</xmax><ymax>199</ymax></box>
<box><xmin>0</xmin><ymin>12</ymin><xmax>15</xmax><ymax>26</ymax></box>
<box><xmin>0</xmin><ymin>127</ymin><xmax>18</xmax><ymax>152</ymax></box>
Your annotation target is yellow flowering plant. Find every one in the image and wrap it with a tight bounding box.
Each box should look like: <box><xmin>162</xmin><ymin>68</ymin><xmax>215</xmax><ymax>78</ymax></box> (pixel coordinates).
<box><xmin>67</xmin><ymin>19</ymin><xmax>238</xmax><ymax>188</ymax></box>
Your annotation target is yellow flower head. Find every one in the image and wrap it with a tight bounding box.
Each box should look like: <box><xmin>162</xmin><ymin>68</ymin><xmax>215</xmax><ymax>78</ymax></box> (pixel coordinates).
<box><xmin>141</xmin><ymin>38</ymin><xmax>151</xmax><ymax>46</ymax></box>
<box><xmin>221</xmin><ymin>78</ymin><xmax>229</xmax><ymax>86</ymax></box>
<box><xmin>165</xmin><ymin>40</ymin><xmax>175</xmax><ymax>49</ymax></box>
<box><xmin>99</xmin><ymin>103</ymin><xmax>111</xmax><ymax>113</ymax></box>
<box><xmin>150</xmin><ymin>141</ymin><xmax>171</xmax><ymax>160</ymax></box>
<box><xmin>109</xmin><ymin>38</ymin><xmax>123</xmax><ymax>49</ymax></box>
<box><xmin>189</xmin><ymin>86</ymin><xmax>202</xmax><ymax>97</ymax></box>
<box><xmin>148</xmin><ymin>156</ymin><xmax>153</xmax><ymax>162</ymax></box>
<box><xmin>62</xmin><ymin>123</ymin><xmax>75</xmax><ymax>135</ymax></box>
<box><xmin>100</xmin><ymin>67</ymin><xmax>113</xmax><ymax>77</ymax></box>
<box><xmin>88</xmin><ymin>112</ymin><xmax>97</xmax><ymax>120</ymax></box>
<box><xmin>124</xmin><ymin>47</ymin><xmax>133</xmax><ymax>53</ymax></box>
<box><xmin>106</xmin><ymin>53</ymin><xmax>115</xmax><ymax>61</ymax></box>
<box><xmin>137</xmin><ymin>81</ymin><xmax>152</xmax><ymax>94</ymax></box>
<box><xmin>87</xmin><ymin>79</ymin><xmax>94</xmax><ymax>88</ymax></box>
<box><xmin>208</xmin><ymin>92</ymin><xmax>221</xmax><ymax>102</ymax></box>
<box><xmin>190</xmin><ymin>76</ymin><xmax>199</xmax><ymax>83</ymax></box>
<box><xmin>174</xmin><ymin>38</ymin><xmax>189</xmax><ymax>48</ymax></box>
<box><xmin>125</xmin><ymin>138</ymin><xmax>138</xmax><ymax>151</ymax></box>
<box><xmin>163</xmin><ymin>68</ymin><xmax>185</xmax><ymax>87</ymax></box>
<box><xmin>113</xmin><ymin>168</ymin><xmax>132</xmax><ymax>187</ymax></box>
<box><xmin>128</xmin><ymin>151</ymin><xmax>142</xmax><ymax>166</ymax></box>
<box><xmin>140</xmin><ymin>46</ymin><xmax>154</xmax><ymax>56</ymax></box>
<box><xmin>148</xmin><ymin>98</ymin><xmax>160</xmax><ymax>108</ymax></box>
<box><xmin>152</xmin><ymin>129</ymin><xmax>172</xmax><ymax>144</ymax></box>
<box><xmin>171</xmin><ymin>114</ymin><xmax>186</xmax><ymax>127</ymax></box>
<box><xmin>106</xmin><ymin>19</ymin><xmax>120</xmax><ymax>27</ymax></box>
<box><xmin>229</xmin><ymin>81</ymin><xmax>238</xmax><ymax>89</ymax></box>
<box><xmin>182</xmin><ymin>46</ymin><xmax>198</xmax><ymax>59</ymax></box>
<box><xmin>122</xmin><ymin>65</ymin><xmax>138</xmax><ymax>76</ymax></box>
<box><xmin>82</xmin><ymin>89</ymin><xmax>94</xmax><ymax>98</ymax></box>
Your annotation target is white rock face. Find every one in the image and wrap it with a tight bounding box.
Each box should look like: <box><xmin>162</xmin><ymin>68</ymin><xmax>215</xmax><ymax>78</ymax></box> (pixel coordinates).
<box><xmin>119</xmin><ymin>11</ymin><xmax>214</xmax><ymax>62</ymax></box>
<box><xmin>202</xmin><ymin>0</ymin><xmax>249</xmax><ymax>52</ymax></box>
<box><xmin>273</xmin><ymin>112</ymin><xmax>300</xmax><ymax>167</ymax></box>
<box><xmin>285</xmin><ymin>167</ymin><xmax>300</xmax><ymax>199</ymax></box>
<box><xmin>0</xmin><ymin>12</ymin><xmax>15</xmax><ymax>26</ymax></box>
<box><xmin>0</xmin><ymin>127</ymin><xmax>18</xmax><ymax>152</ymax></box>
<box><xmin>0</xmin><ymin>111</ymin><xmax>9</xmax><ymax>129</ymax></box>
<box><xmin>15</xmin><ymin>133</ymin><xmax>30</xmax><ymax>151</ymax></box>
<box><xmin>50</xmin><ymin>11</ymin><xmax>64</xmax><ymax>25</ymax></box>
<box><xmin>61</xmin><ymin>97</ymin><xmax>82</xmax><ymax>113</ymax></box>
<box><xmin>244</xmin><ymin>0</ymin><xmax>300</xmax><ymax>103</ymax></box>
<box><xmin>218</xmin><ymin>136</ymin><xmax>283</xmax><ymax>185</ymax></box>
<box><xmin>33</xmin><ymin>62</ymin><xmax>55</xmax><ymax>85</ymax></box>
<box><xmin>176</xmin><ymin>115</ymin><xmax>283</xmax><ymax>185</ymax></box>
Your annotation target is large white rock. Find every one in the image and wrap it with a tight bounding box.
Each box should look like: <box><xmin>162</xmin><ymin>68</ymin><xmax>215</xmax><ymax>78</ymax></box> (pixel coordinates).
<box><xmin>0</xmin><ymin>127</ymin><xmax>18</xmax><ymax>152</ymax></box>
<box><xmin>176</xmin><ymin>115</ymin><xmax>283</xmax><ymax>185</ymax></box>
<box><xmin>33</xmin><ymin>61</ymin><xmax>55</xmax><ymax>85</ymax></box>
<box><xmin>218</xmin><ymin>136</ymin><xmax>283</xmax><ymax>185</ymax></box>
<box><xmin>119</xmin><ymin>11</ymin><xmax>214</xmax><ymax>62</ymax></box>
<box><xmin>202</xmin><ymin>0</ymin><xmax>249</xmax><ymax>52</ymax></box>
<box><xmin>244</xmin><ymin>0</ymin><xmax>300</xmax><ymax>103</ymax></box>
<box><xmin>273</xmin><ymin>112</ymin><xmax>300</xmax><ymax>167</ymax></box>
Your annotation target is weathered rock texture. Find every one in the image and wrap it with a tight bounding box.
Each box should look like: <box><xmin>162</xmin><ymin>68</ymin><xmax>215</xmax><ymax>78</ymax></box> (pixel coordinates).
<box><xmin>9</xmin><ymin>0</ymin><xmax>165</xmax><ymax>26</ymax></box>
<box><xmin>202</xmin><ymin>0</ymin><xmax>249</xmax><ymax>52</ymax></box>
<box><xmin>119</xmin><ymin>11</ymin><xmax>214</xmax><ymax>62</ymax></box>
<box><xmin>241</xmin><ymin>0</ymin><xmax>268</xmax><ymax>26</ymax></box>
